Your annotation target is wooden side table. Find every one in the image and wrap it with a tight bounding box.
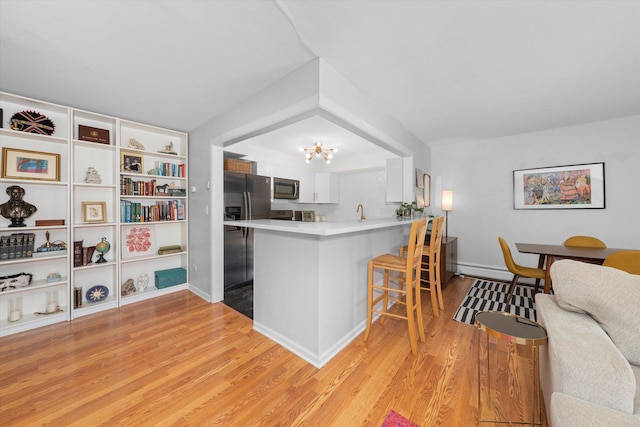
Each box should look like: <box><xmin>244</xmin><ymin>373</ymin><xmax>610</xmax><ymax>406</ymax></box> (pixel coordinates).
<box><xmin>476</xmin><ymin>311</ymin><xmax>547</xmax><ymax>426</ymax></box>
<box><xmin>424</xmin><ymin>236</ymin><xmax>457</xmax><ymax>286</ymax></box>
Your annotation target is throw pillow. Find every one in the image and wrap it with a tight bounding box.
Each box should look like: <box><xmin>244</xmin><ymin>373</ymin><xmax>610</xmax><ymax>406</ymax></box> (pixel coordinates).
<box><xmin>551</xmin><ymin>259</ymin><xmax>640</xmax><ymax>365</ymax></box>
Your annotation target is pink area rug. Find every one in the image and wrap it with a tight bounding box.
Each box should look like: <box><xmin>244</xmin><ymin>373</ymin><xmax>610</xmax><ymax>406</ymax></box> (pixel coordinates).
<box><xmin>381</xmin><ymin>410</ymin><xmax>420</xmax><ymax>427</ymax></box>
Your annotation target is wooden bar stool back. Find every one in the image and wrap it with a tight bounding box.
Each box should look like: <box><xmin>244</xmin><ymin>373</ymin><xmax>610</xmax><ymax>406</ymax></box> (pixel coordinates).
<box><xmin>363</xmin><ymin>219</ymin><xmax>428</xmax><ymax>355</ymax></box>
<box><xmin>420</xmin><ymin>216</ymin><xmax>446</xmax><ymax>316</ymax></box>
<box><xmin>399</xmin><ymin>216</ymin><xmax>446</xmax><ymax>317</ymax></box>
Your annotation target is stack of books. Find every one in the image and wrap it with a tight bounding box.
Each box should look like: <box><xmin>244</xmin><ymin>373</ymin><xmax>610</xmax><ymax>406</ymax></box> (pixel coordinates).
<box><xmin>120</xmin><ymin>199</ymin><xmax>185</xmax><ymax>223</ymax></box>
<box><xmin>155</xmin><ymin>161</ymin><xmax>186</xmax><ymax>177</ymax></box>
<box><xmin>0</xmin><ymin>233</ymin><xmax>36</xmax><ymax>260</ymax></box>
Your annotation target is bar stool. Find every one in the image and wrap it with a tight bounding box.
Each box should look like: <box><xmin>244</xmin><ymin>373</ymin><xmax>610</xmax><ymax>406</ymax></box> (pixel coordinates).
<box><xmin>363</xmin><ymin>219</ymin><xmax>427</xmax><ymax>355</ymax></box>
<box><xmin>400</xmin><ymin>216</ymin><xmax>446</xmax><ymax>317</ymax></box>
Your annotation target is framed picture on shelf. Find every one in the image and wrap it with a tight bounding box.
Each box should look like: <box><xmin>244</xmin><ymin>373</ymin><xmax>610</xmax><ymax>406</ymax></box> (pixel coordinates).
<box><xmin>81</xmin><ymin>201</ymin><xmax>107</xmax><ymax>223</ymax></box>
<box><xmin>1</xmin><ymin>147</ymin><xmax>61</xmax><ymax>181</ymax></box>
<box><xmin>121</xmin><ymin>225</ymin><xmax>156</xmax><ymax>259</ymax></box>
<box><xmin>513</xmin><ymin>162</ymin><xmax>605</xmax><ymax>210</ymax></box>
<box><xmin>120</xmin><ymin>151</ymin><xmax>144</xmax><ymax>174</ymax></box>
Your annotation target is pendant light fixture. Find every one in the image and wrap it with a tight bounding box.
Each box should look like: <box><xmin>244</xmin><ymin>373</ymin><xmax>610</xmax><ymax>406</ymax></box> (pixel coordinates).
<box><xmin>300</xmin><ymin>141</ymin><xmax>337</xmax><ymax>164</ymax></box>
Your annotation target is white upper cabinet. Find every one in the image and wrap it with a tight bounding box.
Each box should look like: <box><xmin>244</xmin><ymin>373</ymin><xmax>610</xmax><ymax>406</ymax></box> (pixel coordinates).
<box><xmin>313</xmin><ymin>172</ymin><xmax>339</xmax><ymax>203</ymax></box>
<box><xmin>385</xmin><ymin>157</ymin><xmax>414</xmax><ymax>203</ymax></box>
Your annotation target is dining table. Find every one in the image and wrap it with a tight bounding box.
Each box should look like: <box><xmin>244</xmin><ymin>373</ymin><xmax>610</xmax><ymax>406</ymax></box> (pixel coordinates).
<box><xmin>515</xmin><ymin>243</ymin><xmax>629</xmax><ymax>294</ymax></box>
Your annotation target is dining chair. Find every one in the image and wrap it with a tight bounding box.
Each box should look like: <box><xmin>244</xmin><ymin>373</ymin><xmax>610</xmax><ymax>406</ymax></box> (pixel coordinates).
<box><xmin>563</xmin><ymin>235</ymin><xmax>606</xmax><ymax>248</ymax></box>
<box><xmin>364</xmin><ymin>219</ymin><xmax>428</xmax><ymax>355</ymax></box>
<box><xmin>498</xmin><ymin>237</ymin><xmax>546</xmax><ymax>304</ymax></box>
<box><xmin>603</xmin><ymin>250</ymin><xmax>640</xmax><ymax>275</ymax></box>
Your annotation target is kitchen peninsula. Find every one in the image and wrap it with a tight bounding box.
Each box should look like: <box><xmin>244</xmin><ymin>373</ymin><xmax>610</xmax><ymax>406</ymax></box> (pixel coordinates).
<box><xmin>223</xmin><ymin>217</ymin><xmax>414</xmax><ymax>367</ymax></box>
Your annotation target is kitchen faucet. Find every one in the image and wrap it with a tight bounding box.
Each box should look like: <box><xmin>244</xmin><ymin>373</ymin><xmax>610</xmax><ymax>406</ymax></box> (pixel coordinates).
<box><xmin>356</xmin><ymin>204</ymin><xmax>366</xmax><ymax>221</ymax></box>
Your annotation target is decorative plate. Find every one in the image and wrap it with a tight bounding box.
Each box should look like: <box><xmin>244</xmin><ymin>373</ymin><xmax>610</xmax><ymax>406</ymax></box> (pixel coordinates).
<box><xmin>10</xmin><ymin>110</ymin><xmax>56</xmax><ymax>135</ymax></box>
<box><xmin>86</xmin><ymin>285</ymin><xmax>109</xmax><ymax>303</ymax></box>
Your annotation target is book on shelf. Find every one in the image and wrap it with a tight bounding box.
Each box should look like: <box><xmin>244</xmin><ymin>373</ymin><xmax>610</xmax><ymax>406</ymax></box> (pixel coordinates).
<box><xmin>0</xmin><ymin>235</ymin><xmax>9</xmax><ymax>260</ymax></box>
<box><xmin>158</xmin><ymin>244</ymin><xmax>182</xmax><ymax>255</ymax></box>
<box><xmin>74</xmin><ymin>240</ymin><xmax>83</xmax><ymax>267</ymax></box>
<box><xmin>26</xmin><ymin>233</ymin><xmax>35</xmax><ymax>257</ymax></box>
<box><xmin>35</xmin><ymin>219</ymin><xmax>65</xmax><ymax>226</ymax></box>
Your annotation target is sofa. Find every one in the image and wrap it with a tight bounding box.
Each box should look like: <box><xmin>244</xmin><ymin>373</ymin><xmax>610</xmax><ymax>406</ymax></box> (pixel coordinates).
<box><xmin>535</xmin><ymin>260</ymin><xmax>640</xmax><ymax>427</ymax></box>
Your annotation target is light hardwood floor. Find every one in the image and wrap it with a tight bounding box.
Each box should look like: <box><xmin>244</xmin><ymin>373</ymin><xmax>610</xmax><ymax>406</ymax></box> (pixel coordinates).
<box><xmin>0</xmin><ymin>276</ymin><xmax>546</xmax><ymax>426</ymax></box>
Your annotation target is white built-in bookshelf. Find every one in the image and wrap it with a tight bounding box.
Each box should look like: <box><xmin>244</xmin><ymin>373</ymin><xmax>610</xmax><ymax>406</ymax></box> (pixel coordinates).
<box><xmin>0</xmin><ymin>91</ymin><xmax>188</xmax><ymax>336</ymax></box>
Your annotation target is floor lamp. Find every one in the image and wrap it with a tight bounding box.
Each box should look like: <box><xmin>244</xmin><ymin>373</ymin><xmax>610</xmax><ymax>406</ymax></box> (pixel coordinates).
<box><xmin>441</xmin><ymin>190</ymin><xmax>453</xmax><ymax>240</ymax></box>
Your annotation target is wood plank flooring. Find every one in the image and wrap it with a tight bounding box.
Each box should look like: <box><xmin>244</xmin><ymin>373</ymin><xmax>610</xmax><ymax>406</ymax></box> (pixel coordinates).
<box><xmin>0</xmin><ymin>276</ymin><xmax>546</xmax><ymax>426</ymax></box>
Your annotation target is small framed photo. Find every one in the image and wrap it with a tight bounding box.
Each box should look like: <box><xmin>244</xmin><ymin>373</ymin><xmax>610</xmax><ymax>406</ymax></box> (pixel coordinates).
<box><xmin>1</xmin><ymin>147</ymin><xmax>61</xmax><ymax>181</ymax></box>
<box><xmin>121</xmin><ymin>225</ymin><xmax>156</xmax><ymax>259</ymax></box>
<box><xmin>513</xmin><ymin>162</ymin><xmax>605</xmax><ymax>209</ymax></box>
<box><xmin>121</xmin><ymin>151</ymin><xmax>144</xmax><ymax>174</ymax></box>
<box><xmin>82</xmin><ymin>201</ymin><xmax>107</xmax><ymax>223</ymax></box>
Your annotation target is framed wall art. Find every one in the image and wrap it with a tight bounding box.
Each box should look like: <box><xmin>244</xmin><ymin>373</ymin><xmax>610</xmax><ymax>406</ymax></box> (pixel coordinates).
<box><xmin>120</xmin><ymin>151</ymin><xmax>144</xmax><ymax>173</ymax></box>
<box><xmin>121</xmin><ymin>225</ymin><xmax>155</xmax><ymax>259</ymax></box>
<box><xmin>81</xmin><ymin>201</ymin><xmax>107</xmax><ymax>223</ymax></box>
<box><xmin>513</xmin><ymin>162</ymin><xmax>605</xmax><ymax>209</ymax></box>
<box><xmin>415</xmin><ymin>168</ymin><xmax>424</xmax><ymax>188</ymax></box>
<box><xmin>422</xmin><ymin>173</ymin><xmax>431</xmax><ymax>207</ymax></box>
<box><xmin>1</xmin><ymin>147</ymin><xmax>61</xmax><ymax>181</ymax></box>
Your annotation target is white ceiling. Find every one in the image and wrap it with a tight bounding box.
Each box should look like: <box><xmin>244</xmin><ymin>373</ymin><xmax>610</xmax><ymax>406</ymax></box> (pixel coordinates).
<box><xmin>225</xmin><ymin>115</ymin><xmax>398</xmax><ymax>173</ymax></box>
<box><xmin>1</xmin><ymin>0</ymin><xmax>639</xmax><ymax>160</ymax></box>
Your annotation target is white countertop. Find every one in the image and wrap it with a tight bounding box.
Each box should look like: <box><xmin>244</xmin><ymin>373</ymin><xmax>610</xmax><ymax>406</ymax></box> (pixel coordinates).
<box><xmin>223</xmin><ymin>217</ymin><xmax>414</xmax><ymax>236</ymax></box>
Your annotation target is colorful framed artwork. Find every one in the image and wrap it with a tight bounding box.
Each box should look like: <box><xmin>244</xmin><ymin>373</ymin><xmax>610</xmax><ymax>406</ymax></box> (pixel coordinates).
<box><xmin>1</xmin><ymin>147</ymin><xmax>61</xmax><ymax>181</ymax></box>
<box><xmin>513</xmin><ymin>162</ymin><xmax>605</xmax><ymax>209</ymax></box>
<box><xmin>81</xmin><ymin>201</ymin><xmax>107</xmax><ymax>223</ymax></box>
<box><xmin>120</xmin><ymin>151</ymin><xmax>144</xmax><ymax>174</ymax></box>
<box><xmin>121</xmin><ymin>225</ymin><xmax>155</xmax><ymax>259</ymax></box>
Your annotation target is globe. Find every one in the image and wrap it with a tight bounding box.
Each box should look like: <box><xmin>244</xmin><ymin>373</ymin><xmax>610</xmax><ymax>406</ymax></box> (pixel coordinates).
<box><xmin>95</xmin><ymin>237</ymin><xmax>111</xmax><ymax>263</ymax></box>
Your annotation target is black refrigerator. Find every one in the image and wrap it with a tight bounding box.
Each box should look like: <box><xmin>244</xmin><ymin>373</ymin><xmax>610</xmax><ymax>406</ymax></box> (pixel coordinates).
<box><xmin>223</xmin><ymin>172</ymin><xmax>271</xmax><ymax>291</ymax></box>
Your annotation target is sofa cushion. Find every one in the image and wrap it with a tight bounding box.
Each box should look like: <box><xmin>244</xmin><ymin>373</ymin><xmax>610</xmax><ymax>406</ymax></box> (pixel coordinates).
<box><xmin>536</xmin><ymin>294</ymin><xmax>636</xmax><ymax>414</ymax></box>
<box><xmin>551</xmin><ymin>260</ymin><xmax>640</xmax><ymax>365</ymax></box>
<box><xmin>633</xmin><ymin>363</ymin><xmax>640</xmax><ymax>414</ymax></box>
<box><xmin>550</xmin><ymin>392</ymin><xmax>640</xmax><ymax>427</ymax></box>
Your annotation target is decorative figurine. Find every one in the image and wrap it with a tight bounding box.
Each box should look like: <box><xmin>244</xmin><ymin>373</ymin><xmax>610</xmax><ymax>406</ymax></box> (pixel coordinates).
<box><xmin>128</xmin><ymin>138</ymin><xmax>145</xmax><ymax>150</ymax></box>
<box><xmin>158</xmin><ymin>141</ymin><xmax>177</xmax><ymax>155</ymax></box>
<box><xmin>84</xmin><ymin>167</ymin><xmax>102</xmax><ymax>184</ymax></box>
<box><xmin>136</xmin><ymin>273</ymin><xmax>150</xmax><ymax>292</ymax></box>
<box><xmin>121</xmin><ymin>279</ymin><xmax>136</xmax><ymax>296</ymax></box>
<box><xmin>0</xmin><ymin>185</ymin><xmax>37</xmax><ymax>227</ymax></box>
<box><xmin>95</xmin><ymin>237</ymin><xmax>111</xmax><ymax>263</ymax></box>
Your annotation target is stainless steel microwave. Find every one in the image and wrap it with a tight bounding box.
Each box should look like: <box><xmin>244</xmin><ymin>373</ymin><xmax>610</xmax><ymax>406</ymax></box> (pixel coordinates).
<box><xmin>273</xmin><ymin>177</ymin><xmax>299</xmax><ymax>200</ymax></box>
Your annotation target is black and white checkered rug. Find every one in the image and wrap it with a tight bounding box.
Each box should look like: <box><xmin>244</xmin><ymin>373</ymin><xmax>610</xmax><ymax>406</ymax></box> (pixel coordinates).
<box><xmin>453</xmin><ymin>279</ymin><xmax>537</xmax><ymax>326</ymax></box>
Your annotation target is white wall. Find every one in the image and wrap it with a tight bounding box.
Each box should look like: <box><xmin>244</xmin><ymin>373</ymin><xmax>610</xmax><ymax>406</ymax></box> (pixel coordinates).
<box><xmin>430</xmin><ymin>115</ymin><xmax>640</xmax><ymax>281</ymax></box>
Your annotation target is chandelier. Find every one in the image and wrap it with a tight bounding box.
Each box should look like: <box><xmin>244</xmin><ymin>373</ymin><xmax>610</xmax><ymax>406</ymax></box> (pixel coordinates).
<box><xmin>299</xmin><ymin>142</ymin><xmax>338</xmax><ymax>164</ymax></box>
